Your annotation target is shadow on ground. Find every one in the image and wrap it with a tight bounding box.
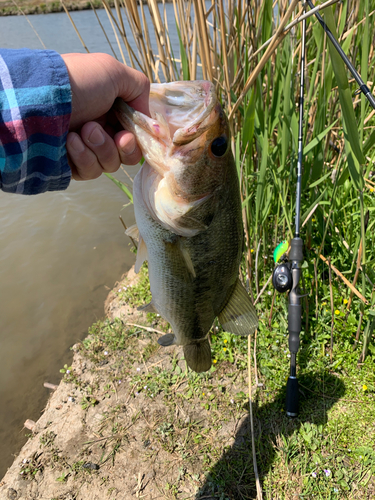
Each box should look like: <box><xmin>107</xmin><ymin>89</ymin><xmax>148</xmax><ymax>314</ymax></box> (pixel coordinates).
<box><xmin>195</xmin><ymin>369</ymin><xmax>346</xmax><ymax>499</ymax></box>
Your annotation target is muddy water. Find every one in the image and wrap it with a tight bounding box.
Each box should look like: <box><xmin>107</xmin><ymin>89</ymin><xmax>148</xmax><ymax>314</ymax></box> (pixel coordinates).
<box><xmin>0</xmin><ymin>172</ymin><xmax>140</xmax><ymax>474</ymax></box>
<box><xmin>0</xmin><ymin>8</ymin><xmax>161</xmax><ymax>477</ymax></box>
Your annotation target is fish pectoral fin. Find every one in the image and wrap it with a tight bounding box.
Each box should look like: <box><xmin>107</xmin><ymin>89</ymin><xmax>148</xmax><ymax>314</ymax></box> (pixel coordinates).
<box><xmin>135</xmin><ymin>236</ymin><xmax>148</xmax><ymax>273</ymax></box>
<box><xmin>137</xmin><ymin>301</ymin><xmax>158</xmax><ymax>314</ymax></box>
<box><xmin>183</xmin><ymin>340</ymin><xmax>211</xmax><ymax>373</ymax></box>
<box><xmin>125</xmin><ymin>224</ymin><xmax>139</xmax><ymax>241</ymax></box>
<box><xmin>164</xmin><ymin>237</ymin><xmax>195</xmax><ymax>282</ymax></box>
<box><xmin>218</xmin><ymin>279</ymin><xmax>258</xmax><ymax>336</ymax></box>
<box><xmin>178</xmin><ymin>239</ymin><xmax>196</xmax><ymax>278</ymax></box>
<box><xmin>157</xmin><ymin>334</ymin><xmax>176</xmax><ymax>347</ymax></box>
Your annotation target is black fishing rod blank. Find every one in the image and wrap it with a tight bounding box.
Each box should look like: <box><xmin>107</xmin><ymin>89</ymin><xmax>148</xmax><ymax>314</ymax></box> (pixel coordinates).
<box><xmin>306</xmin><ymin>0</ymin><xmax>375</xmax><ymax>110</ymax></box>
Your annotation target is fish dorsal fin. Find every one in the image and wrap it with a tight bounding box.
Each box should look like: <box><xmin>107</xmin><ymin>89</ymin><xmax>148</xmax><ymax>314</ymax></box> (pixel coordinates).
<box><xmin>218</xmin><ymin>279</ymin><xmax>258</xmax><ymax>336</ymax></box>
<box><xmin>183</xmin><ymin>340</ymin><xmax>211</xmax><ymax>373</ymax></box>
<box><xmin>157</xmin><ymin>333</ymin><xmax>175</xmax><ymax>346</ymax></box>
<box><xmin>135</xmin><ymin>236</ymin><xmax>148</xmax><ymax>273</ymax></box>
<box><xmin>137</xmin><ymin>301</ymin><xmax>158</xmax><ymax>314</ymax></box>
<box><xmin>125</xmin><ymin>224</ymin><xmax>139</xmax><ymax>241</ymax></box>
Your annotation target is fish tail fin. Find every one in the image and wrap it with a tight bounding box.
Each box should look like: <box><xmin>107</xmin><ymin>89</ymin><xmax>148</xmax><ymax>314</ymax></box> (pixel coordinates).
<box><xmin>183</xmin><ymin>340</ymin><xmax>211</xmax><ymax>373</ymax></box>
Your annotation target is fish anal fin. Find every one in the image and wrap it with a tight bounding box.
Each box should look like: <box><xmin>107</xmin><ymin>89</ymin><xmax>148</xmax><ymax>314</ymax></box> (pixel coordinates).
<box><xmin>183</xmin><ymin>340</ymin><xmax>211</xmax><ymax>373</ymax></box>
<box><xmin>218</xmin><ymin>279</ymin><xmax>258</xmax><ymax>336</ymax></box>
<box><xmin>157</xmin><ymin>334</ymin><xmax>175</xmax><ymax>347</ymax></box>
<box><xmin>135</xmin><ymin>236</ymin><xmax>148</xmax><ymax>273</ymax></box>
<box><xmin>137</xmin><ymin>301</ymin><xmax>157</xmax><ymax>314</ymax></box>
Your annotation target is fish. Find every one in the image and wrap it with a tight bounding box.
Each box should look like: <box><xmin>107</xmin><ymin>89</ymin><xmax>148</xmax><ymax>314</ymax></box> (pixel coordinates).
<box><xmin>114</xmin><ymin>81</ymin><xmax>258</xmax><ymax>373</ymax></box>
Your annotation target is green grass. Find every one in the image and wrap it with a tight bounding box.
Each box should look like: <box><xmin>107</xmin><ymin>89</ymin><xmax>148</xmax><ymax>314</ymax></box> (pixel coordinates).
<box><xmin>56</xmin><ymin>267</ymin><xmax>375</xmax><ymax>498</ymax></box>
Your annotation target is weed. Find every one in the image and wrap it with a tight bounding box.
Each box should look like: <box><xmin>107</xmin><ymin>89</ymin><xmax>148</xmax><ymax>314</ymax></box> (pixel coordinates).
<box><xmin>39</xmin><ymin>431</ymin><xmax>56</xmax><ymax>448</ymax></box>
<box><xmin>19</xmin><ymin>452</ymin><xmax>43</xmax><ymax>480</ymax></box>
<box><xmin>56</xmin><ymin>471</ymin><xmax>69</xmax><ymax>482</ymax></box>
<box><xmin>115</xmin><ymin>264</ymin><xmax>151</xmax><ymax>309</ymax></box>
<box><xmin>80</xmin><ymin>395</ymin><xmax>98</xmax><ymax>410</ymax></box>
<box><xmin>59</xmin><ymin>364</ymin><xmax>72</xmax><ymax>374</ymax></box>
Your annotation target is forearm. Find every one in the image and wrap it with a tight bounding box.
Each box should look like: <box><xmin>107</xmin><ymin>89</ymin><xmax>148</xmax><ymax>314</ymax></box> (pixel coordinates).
<box><xmin>0</xmin><ymin>48</ymin><xmax>72</xmax><ymax>195</ymax></box>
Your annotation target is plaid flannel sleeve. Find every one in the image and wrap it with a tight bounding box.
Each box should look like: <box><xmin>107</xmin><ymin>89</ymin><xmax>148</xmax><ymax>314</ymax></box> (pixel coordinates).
<box><xmin>0</xmin><ymin>48</ymin><xmax>72</xmax><ymax>194</ymax></box>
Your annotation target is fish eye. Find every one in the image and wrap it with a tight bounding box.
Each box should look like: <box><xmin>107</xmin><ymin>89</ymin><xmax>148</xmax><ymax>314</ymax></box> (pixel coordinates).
<box><xmin>210</xmin><ymin>136</ymin><xmax>227</xmax><ymax>157</ymax></box>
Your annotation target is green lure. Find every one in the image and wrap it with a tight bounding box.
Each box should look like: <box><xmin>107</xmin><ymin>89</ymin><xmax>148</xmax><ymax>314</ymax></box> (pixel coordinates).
<box><xmin>273</xmin><ymin>240</ymin><xmax>289</xmax><ymax>263</ymax></box>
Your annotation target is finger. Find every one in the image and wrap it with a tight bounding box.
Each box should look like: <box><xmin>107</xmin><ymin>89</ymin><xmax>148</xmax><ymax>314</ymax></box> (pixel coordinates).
<box><xmin>80</xmin><ymin>122</ymin><xmax>121</xmax><ymax>173</ymax></box>
<box><xmin>66</xmin><ymin>132</ymin><xmax>104</xmax><ymax>181</ymax></box>
<box><xmin>117</xmin><ymin>66</ymin><xmax>151</xmax><ymax>117</ymax></box>
<box><xmin>114</xmin><ymin>130</ymin><xmax>143</xmax><ymax>165</ymax></box>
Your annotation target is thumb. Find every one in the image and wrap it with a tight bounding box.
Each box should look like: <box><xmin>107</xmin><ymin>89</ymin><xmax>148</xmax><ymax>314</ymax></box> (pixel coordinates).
<box><xmin>116</xmin><ymin>64</ymin><xmax>151</xmax><ymax>117</ymax></box>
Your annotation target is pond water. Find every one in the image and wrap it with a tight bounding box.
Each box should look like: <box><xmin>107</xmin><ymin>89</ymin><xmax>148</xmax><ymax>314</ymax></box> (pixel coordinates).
<box><xmin>0</xmin><ymin>4</ymin><xmax>182</xmax><ymax>477</ymax></box>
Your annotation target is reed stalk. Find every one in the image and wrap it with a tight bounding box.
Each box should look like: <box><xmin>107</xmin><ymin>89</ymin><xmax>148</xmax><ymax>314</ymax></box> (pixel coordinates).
<box><xmin>68</xmin><ymin>0</ymin><xmax>375</xmax><ymax>359</ymax></box>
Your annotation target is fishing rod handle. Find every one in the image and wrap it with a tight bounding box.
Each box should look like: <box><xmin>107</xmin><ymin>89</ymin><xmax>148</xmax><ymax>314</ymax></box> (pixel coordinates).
<box><xmin>286</xmin><ymin>376</ymin><xmax>299</xmax><ymax>417</ymax></box>
<box><xmin>286</xmin><ymin>237</ymin><xmax>303</xmax><ymax>416</ymax></box>
<box><xmin>288</xmin><ymin>268</ymin><xmax>302</xmax><ymax>352</ymax></box>
<box><xmin>288</xmin><ymin>238</ymin><xmax>303</xmax><ymax>353</ymax></box>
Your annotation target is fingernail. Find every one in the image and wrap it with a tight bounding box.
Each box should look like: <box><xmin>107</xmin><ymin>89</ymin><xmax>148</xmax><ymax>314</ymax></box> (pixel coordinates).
<box><xmin>88</xmin><ymin>127</ymin><xmax>105</xmax><ymax>146</ymax></box>
<box><xmin>69</xmin><ymin>134</ymin><xmax>85</xmax><ymax>153</ymax></box>
<box><xmin>122</xmin><ymin>137</ymin><xmax>137</xmax><ymax>155</ymax></box>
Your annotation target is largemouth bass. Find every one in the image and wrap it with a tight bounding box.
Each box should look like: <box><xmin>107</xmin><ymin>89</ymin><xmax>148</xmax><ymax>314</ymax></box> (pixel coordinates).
<box><xmin>114</xmin><ymin>81</ymin><xmax>257</xmax><ymax>373</ymax></box>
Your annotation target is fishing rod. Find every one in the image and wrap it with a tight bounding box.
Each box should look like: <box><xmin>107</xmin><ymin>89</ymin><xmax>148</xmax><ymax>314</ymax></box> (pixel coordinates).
<box><xmin>272</xmin><ymin>1</ymin><xmax>375</xmax><ymax>417</ymax></box>
<box><xmin>272</xmin><ymin>9</ymin><xmax>306</xmax><ymax>418</ymax></box>
<box><xmin>305</xmin><ymin>0</ymin><xmax>375</xmax><ymax>110</ymax></box>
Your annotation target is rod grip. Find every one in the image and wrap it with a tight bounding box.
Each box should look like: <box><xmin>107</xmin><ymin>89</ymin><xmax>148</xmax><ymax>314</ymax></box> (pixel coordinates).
<box><xmin>288</xmin><ymin>303</ymin><xmax>301</xmax><ymax>352</ymax></box>
<box><xmin>286</xmin><ymin>377</ymin><xmax>299</xmax><ymax>417</ymax></box>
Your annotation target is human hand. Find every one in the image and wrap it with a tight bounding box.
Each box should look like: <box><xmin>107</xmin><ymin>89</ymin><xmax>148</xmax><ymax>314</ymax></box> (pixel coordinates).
<box><xmin>62</xmin><ymin>53</ymin><xmax>150</xmax><ymax>181</ymax></box>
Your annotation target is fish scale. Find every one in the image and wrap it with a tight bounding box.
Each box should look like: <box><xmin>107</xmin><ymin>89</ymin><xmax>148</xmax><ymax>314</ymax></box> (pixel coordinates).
<box><xmin>135</xmin><ymin>164</ymin><xmax>241</xmax><ymax>340</ymax></box>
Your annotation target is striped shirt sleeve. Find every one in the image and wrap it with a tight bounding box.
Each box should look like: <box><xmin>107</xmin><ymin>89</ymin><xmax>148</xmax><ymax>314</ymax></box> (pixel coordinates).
<box><xmin>0</xmin><ymin>48</ymin><xmax>72</xmax><ymax>194</ymax></box>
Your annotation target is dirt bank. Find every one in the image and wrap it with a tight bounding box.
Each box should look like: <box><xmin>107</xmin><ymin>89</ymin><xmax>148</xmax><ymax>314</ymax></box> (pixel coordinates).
<box><xmin>0</xmin><ymin>0</ymin><xmax>108</xmax><ymax>17</ymax></box>
<box><xmin>0</xmin><ymin>266</ymin><xmax>253</xmax><ymax>500</ymax></box>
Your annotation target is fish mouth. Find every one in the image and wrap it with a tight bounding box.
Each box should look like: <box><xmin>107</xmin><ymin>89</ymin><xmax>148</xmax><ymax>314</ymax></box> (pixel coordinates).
<box><xmin>114</xmin><ymin>81</ymin><xmax>218</xmax><ymax>149</ymax></box>
<box><xmin>113</xmin><ymin>81</ymin><xmax>222</xmax><ymax>237</ymax></box>
<box><xmin>148</xmin><ymin>81</ymin><xmax>217</xmax><ymax>145</ymax></box>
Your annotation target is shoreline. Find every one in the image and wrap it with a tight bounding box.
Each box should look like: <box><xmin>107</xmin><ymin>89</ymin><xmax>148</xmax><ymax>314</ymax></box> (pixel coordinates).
<box><xmin>0</xmin><ymin>0</ymin><xmax>172</xmax><ymax>17</ymax></box>
<box><xmin>0</xmin><ymin>266</ymin><xmax>246</xmax><ymax>499</ymax></box>
<box><xmin>0</xmin><ymin>266</ymin><xmax>175</xmax><ymax>498</ymax></box>
<box><xmin>0</xmin><ymin>0</ymin><xmax>110</xmax><ymax>16</ymax></box>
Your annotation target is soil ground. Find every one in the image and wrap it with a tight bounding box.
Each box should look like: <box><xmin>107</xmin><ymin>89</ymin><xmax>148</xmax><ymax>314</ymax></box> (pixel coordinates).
<box><xmin>0</xmin><ymin>267</ymin><xmax>253</xmax><ymax>500</ymax></box>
